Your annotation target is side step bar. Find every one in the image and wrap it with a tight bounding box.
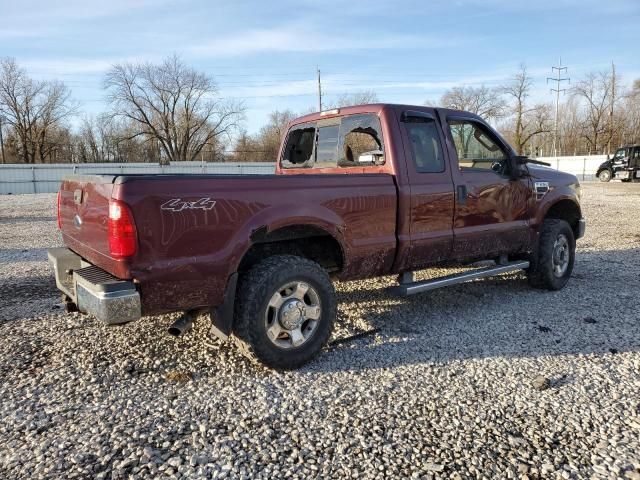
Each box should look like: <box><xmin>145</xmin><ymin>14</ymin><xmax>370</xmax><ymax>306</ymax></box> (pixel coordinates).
<box><xmin>394</xmin><ymin>260</ymin><xmax>530</xmax><ymax>296</ymax></box>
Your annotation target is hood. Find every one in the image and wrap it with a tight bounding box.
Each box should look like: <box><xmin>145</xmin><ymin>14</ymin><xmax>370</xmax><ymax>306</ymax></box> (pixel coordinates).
<box><xmin>598</xmin><ymin>160</ymin><xmax>611</xmax><ymax>169</ymax></box>
<box><xmin>526</xmin><ymin>164</ymin><xmax>582</xmax><ymax>203</ymax></box>
<box><xmin>526</xmin><ymin>164</ymin><xmax>580</xmax><ymax>188</ymax></box>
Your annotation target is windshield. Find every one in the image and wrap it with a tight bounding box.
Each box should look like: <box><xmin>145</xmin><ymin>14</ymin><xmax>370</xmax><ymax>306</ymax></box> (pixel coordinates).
<box><xmin>614</xmin><ymin>149</ymin><xmax>626</xmax><ymax>159</ymax></box>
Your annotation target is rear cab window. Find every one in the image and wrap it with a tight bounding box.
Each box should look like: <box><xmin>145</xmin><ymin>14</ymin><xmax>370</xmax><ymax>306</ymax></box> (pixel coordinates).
<box><xmin>280</xmin><ymin>113</ymin><xmax>385</xmax><ymax>171</ymax></box>
<box><xmin>281</xmin><ymin>122</ymin><xmax>316</xmax><ymax>168</ymax></box>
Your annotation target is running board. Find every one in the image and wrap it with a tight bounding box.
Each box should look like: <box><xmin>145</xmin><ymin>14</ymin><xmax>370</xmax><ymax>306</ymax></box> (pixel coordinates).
<box><xmin>394</xmin><ymin>260</ymin><xmax>530</xmax><ymax>296</ymax></box>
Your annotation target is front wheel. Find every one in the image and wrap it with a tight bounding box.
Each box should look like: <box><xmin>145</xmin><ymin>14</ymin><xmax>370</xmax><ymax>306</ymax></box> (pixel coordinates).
<box><xmin>527</xmin><ymin>219</ymin><xmax>575</xmax><ymax>290</ymax></box>
<box><xmin>598</xmin><ymin>170</ymin><xmax>612</xmax><ymax>182</ymax></box>
<box><xmin>233</xmin><ymin>255</ymin><xmax>336</xmax><ymax>369</ymax></box>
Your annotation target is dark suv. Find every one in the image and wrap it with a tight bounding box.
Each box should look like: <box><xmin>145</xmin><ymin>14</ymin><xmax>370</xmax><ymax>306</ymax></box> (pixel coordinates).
<box><xmin>597</xmin><ymin>145</ymin><xmax>640</xmax><ymax>182</ymax></box>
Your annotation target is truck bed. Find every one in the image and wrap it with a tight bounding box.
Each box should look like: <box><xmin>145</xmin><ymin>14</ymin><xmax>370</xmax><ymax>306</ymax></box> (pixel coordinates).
<box><xmin>59</xmin><ymin>172</ymin><xmax>398</xmax><ymax>314</ymax></box>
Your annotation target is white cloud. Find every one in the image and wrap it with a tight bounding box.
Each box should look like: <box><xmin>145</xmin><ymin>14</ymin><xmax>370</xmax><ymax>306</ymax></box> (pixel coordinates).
<box><xmin>189</xmin><ymin>26</ymin><xmax>468</xmax><ymax>57</ymax></box>
<box><xmin>0</xmin><ymin>0</ymin><xmax>174</xmax><ymax>40</ymax></box>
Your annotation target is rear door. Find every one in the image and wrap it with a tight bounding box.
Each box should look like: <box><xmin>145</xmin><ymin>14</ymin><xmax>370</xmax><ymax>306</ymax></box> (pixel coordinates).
<box><xmin>398</xmin><ymin>109</ymin><xmax>455</xmax><ymax>269</ymax></box>
<box><xmin>441</xmin><ymin>114</ymin><xmax>533</xmax><ymax>260</ymax></box>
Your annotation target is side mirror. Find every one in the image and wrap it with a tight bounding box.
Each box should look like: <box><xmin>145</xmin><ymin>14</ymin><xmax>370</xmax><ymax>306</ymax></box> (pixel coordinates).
<box><xmin>509</xmin><ymin>155</ymin><xmax>528</xmax><ymax>179</ymax></box>
<box><xmin>358</xmin><ymin>149</ymin><xmax>384</xmax><ymax>165</ymax></box>
<box><xmin>509</xmin><ymin>155</ymin><xmax>551</xmax><ymax>179</ymax></box>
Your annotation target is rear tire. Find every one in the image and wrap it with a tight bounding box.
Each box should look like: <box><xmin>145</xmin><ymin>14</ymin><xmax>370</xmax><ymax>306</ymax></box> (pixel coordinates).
<box><xmin>527</xmin><ymin>219</ymin><xmax>575</xmax><ymax>290</ymax></box>
<box><xmin>598</xmin><ymin>170</ymin><xmax>612</xmax><ymax>182</ymax></box>
<box><xmin>232</xmin><ymin>255</ymin><xmax>336</xmax><ymax>369</ymax></box>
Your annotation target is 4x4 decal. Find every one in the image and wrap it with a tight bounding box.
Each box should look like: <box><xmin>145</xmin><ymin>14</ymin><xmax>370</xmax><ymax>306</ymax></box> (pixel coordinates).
<box><xmin>161</xmin><ymin>198</ymin><xmax>216</xmax><ymax>212</ymax></box>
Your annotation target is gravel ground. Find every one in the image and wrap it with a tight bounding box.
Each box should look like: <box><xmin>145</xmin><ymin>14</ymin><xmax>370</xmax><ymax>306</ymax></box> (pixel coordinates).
<box><xmin>0</xmin><ymin>182</ymin><xmax>639</xmax><ymax>480</ymax></box>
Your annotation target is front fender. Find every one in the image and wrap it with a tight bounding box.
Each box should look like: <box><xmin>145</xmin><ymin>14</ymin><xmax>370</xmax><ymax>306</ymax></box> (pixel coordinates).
<box><xmin>532</xmin><ymin>187</ymin><xmax>582</xmax><ymax>231</ymax></box>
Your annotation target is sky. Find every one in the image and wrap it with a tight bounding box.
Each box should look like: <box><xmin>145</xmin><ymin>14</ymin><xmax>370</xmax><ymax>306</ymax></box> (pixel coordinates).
<box><xmin>1</xmin><ymin>0</ymin><xmax>639</xmax><ymax>134</ymax></box>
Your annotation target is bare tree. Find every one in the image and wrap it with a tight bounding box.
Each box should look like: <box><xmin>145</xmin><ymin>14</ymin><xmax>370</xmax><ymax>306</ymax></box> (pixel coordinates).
<box><xmin>104</xmin><ymin>54</ymin><xmax>244</xmax><ymax>165</ymax></box>
<box><xmin>231</xmin><ymin>110</ymin><xmax>295</xmax><ymax>162</ymax></box>
<box><xmin>440</xmin><ymin>85</ymin><xmax>506</xmax><ymax>120</ymax></box>
<box><xmin>619</xmin><ymin>79</ymin><xmax>640</xmax><ymax>145</ymax></box>
<box><xmin>256</xmin><ymin>110</ymin><xmax>296</xmax><ymax>161</ymax></box>
<box><xmin>500</xmin><ymin>65</ymin><xmax>552</xmax><ymax>154</ymax></box>
<box><xmin>331</xmin><ymin>90</ymin><xmax>379</xmax><ymax>108</ymax></box>
<box><xmin>571</xmin><ymin>71</ymin><xmax>619</xmax><ymax>154</ymax></box>
<box><xmin>557</xmin><ymin>97</ymin><xmax>584</xmax><ymax>156</ymax></box>
<box><xmin>0</xmin><ymin>57</ymin><xmax>77</xmax><ymax>163</ymax></box>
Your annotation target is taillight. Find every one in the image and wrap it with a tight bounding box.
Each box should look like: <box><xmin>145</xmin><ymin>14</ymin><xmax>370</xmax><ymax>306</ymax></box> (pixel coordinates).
<box><xmin>108</xmin><ymin>199</ymin><xmax>138</xmax><ymax>258</ymax></box>
<box><xmin>56</xmin><ymin>190</ymin><xmax>62</xmax><ymax>229</ymax></box>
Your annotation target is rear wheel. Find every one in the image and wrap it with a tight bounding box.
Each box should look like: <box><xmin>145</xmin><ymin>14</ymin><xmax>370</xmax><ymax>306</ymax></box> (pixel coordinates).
<box><xmin>233</xmin><ymin>255</ymin><xmax>336</xmax><ymax>369</ymax></box>
<box><xmin>527</xmin><ymin>219</ymin><xmax>575</xmax><ymax>290</ymax></box>
<box><xmin>598</xmin><ymin>170</ymin><xmax>612</xmax><ymax>182</ymax></box>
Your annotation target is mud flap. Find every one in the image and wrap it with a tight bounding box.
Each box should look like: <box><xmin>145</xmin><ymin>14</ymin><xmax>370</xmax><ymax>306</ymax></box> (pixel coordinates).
<box><xmin>209</xmin><ymin>272</ymin><xmax>238</xmax><ymax>341</ymax></box>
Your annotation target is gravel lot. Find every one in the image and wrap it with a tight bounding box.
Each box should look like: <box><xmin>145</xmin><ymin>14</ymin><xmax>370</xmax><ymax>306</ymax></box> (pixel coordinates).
<box><xmin>1</xmin><ymin>182</ymin><xmax>639</xmax><ymax>479</ymax></box>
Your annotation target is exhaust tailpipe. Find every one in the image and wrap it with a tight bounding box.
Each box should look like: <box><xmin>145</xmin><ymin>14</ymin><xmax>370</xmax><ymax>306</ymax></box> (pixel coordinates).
<box><xmin>168</xmin><ymin>311</ymin><xmax>195</xmax><ymax>337</ymax></box>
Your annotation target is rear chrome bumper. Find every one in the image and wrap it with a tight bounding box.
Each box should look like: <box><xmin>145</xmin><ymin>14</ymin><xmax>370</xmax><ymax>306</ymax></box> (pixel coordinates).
<box><xmin>577</xmin><ymin>218</ymin><xmax>586</xmax><ymax>239</ymax></box>
<box><xmin>47</xmin><ymin>247</ymin><xmax>141</xmax><ymax>324</ymax></box>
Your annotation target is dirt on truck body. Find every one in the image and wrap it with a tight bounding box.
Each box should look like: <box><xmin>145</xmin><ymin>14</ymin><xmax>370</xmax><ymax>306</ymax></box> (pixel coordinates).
<box><xmin>49</xmin><ymin>104</ymin><xmax>585</xmax><ymax>369</ymax></box>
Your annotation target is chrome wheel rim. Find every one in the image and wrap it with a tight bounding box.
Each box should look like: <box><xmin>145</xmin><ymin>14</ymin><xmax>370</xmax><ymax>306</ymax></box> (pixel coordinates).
<box><xmin>264</xmin><ymin>281</ymin><xmax>321</xmax><ymax>349</ymax></box>
<box><xmin>600</xmin><ymin>171</ymin><xmax>610</xmax><ymax>181</ymax></box>
<box><xmin>552</xmin><ymin>234</ymin><xmax>570</xmax><ymax>277</ymax></box>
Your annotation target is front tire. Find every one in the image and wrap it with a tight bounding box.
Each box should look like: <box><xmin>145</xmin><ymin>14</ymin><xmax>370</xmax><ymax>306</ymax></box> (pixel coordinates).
<box><xmin>233</xmin><ymin>255</ymin><xmax>336</xmax><ymax>369</ymax></box>
<box><xmin>527</xmin><ymin>219</ymin><xmax>575</xmax><ymax>290</ymax></box>
<box><xmin>598</xmin><ymin>170</ymin><xmax>612</xmax><ymax>182</ymax></box>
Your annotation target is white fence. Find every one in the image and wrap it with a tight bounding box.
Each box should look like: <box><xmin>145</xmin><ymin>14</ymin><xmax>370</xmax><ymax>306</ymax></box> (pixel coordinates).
<box><xmin>536</xmin><ymin>155</ymin><xmax>606</xmax><ymax>181</ymax></box>
<box><xmin>0</xmin><ymin>156</ymin><xmax>606</xmax><ymax>195</ymax></box>
<box><xmin>0</xmin><ymin>162</ymin><xmax>276</xmax><ymax>194</ymax></box>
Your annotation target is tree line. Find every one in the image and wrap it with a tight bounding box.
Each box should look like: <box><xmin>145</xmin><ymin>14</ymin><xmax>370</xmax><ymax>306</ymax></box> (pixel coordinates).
<box><xmin>1</xmin><ymin>56</ymin><xmax>638</xmax><ymax>164</ymax></box>
<box><xmin>437</xmin><ymin>65</ymin><xmax>640</xmax><ymax>157</ymax></box>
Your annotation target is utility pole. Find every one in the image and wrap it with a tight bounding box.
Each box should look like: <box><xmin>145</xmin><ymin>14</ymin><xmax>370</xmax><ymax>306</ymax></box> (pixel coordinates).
<box><xmin>547</xmin><ymin>58</ymin><xmax>570</xmax><ymax>158</ymax></box>
<box><xmin>317</xmin><ymin>67</ymin><xmax>323</xmax><ymax>112</ymax></box>
<box><xmin>608</xmin><ymin>61</ymin><xmax>616</xmax><ymax>155</ymax></box>
<box><xmin>0</xmin><ymin>115</ymin><xmax>5</xmax><ymax>164</ymax></box>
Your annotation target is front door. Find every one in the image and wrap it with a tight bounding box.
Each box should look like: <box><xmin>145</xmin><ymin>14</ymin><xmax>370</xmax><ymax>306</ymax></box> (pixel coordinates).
<box><xmin>442</xmin><ymin>115</ymin><xmax>533</xmax><ymax>261</ymax></box>
<box><xmin>399</xmin><ymin>109</ymin><xmax>455</xmax><ymax>269</ymax></box>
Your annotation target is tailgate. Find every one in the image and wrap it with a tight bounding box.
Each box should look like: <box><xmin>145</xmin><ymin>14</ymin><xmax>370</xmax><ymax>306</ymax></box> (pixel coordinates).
<box><xmin>59</xmin><ymin>175</ymin><xmax>118</xmax><ymax>271</ymax></box>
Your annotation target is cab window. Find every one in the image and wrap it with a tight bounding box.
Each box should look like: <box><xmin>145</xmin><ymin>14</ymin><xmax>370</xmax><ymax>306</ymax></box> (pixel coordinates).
<box><xmin>405</xmin><ymin>116</ymin><xmax>444</xmax><ymax>173</ymax></box>
<box><xmin>447</xmin><ymin>119</ymin><xmax>508</xmax><ymax>174</ymax></box>
<box><xmin>281</xmin><ymin>123</ymin><xmax>316</xmax><ymax>168</ymax></box>
<box><xmin>281</xmin><ymin>114</ymin><xmax>384</xmax><ymax>169</ymax></box>
<box><xmin>337</xmin><ymin>114</ymin><xmax>385</xmax><ymax>167</ymax></box>
<box><xmin>315</xmin><ymin>125</ymin><xmax>340</xmax><ymax>168</ymax></box>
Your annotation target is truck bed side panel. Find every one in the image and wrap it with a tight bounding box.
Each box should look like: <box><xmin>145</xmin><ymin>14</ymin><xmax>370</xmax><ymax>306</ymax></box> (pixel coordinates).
<box><xmin>111</xmin><ymin>174</ymin><xmax>397</xmax><ymax>314</ymax></box>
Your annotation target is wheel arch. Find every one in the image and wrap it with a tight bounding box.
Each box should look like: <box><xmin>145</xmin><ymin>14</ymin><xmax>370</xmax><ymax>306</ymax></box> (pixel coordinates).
<box><xmin>237</xmin><ymin>223</ymin><xmax>346</xmax><ymax>275</ymax></box>
<box><xmin>542</xmin><ymin>198</ymin><xmax>582</xmax><ymax>239</ymax></box>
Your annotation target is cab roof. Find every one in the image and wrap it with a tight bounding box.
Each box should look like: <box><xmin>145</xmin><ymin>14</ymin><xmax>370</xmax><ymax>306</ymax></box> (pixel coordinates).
<box><xmin>288</xmin><ymin>103</ymin><xmax>483</xmax><ymax>127</ymax></box>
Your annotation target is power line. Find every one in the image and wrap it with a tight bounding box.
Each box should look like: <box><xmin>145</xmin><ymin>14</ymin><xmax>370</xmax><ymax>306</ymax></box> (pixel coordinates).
<box><xmin>547</xmin><ymin>57</ymin><xmax>570</xmax><ymax>158</ymax></box>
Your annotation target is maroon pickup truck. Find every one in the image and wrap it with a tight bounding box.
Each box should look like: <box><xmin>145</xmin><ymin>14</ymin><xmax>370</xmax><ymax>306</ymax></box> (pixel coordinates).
<box><xmin>49</xmin><ymin>104</ymin><xmax>585</xmax><ymax>369</ymax></box>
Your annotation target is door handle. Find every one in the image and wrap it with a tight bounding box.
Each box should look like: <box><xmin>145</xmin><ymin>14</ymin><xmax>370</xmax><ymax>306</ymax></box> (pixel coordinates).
<box><xmin>457</xmin><ymin>185</ymin><xmax>467</xmax><ymax>205</ymax></box>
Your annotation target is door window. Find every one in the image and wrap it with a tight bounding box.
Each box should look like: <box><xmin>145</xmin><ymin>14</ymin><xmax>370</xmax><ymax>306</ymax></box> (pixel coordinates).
<box><xmin>447</xmin><ymin>119</ymin><xmax>508</xmax><ymax>174</ymax></box>
<box><xmin>404</xmin><ymin>117</ymin><xmax>445</xmax><ymax>173</ymax></box>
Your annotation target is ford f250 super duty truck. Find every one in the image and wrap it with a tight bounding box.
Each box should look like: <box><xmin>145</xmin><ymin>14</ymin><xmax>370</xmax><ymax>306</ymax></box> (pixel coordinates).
<box><xmin>48</xmin><ymin>104</ymin><xmax>585</xmax><ymax>369</ymax></box>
